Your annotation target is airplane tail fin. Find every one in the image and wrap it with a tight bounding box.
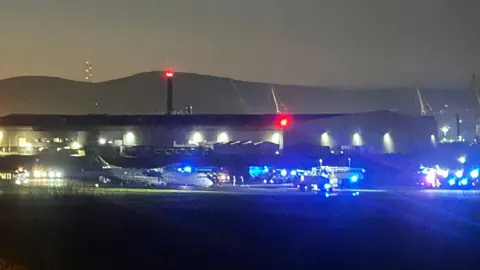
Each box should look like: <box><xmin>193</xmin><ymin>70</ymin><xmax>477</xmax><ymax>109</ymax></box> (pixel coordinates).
<box><xmin>82</xmin><ymin>146</ymin><xmax>115</xmax><ymax>168</ymax></box>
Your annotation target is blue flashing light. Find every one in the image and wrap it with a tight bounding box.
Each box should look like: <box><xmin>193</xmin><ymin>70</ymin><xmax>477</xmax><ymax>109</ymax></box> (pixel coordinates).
<box><xmin>460</xmin><ymin>178</ymin><xmax>468</xmax><ymax>186</ymax></box>
<box><xmin>324</xmin><ymin>183</ymin><xmax>332</xmax><ymax>190</ymax></box>
<box><xmin>350</xmin><ymin>175</ymin><xmax>359</xmax><ymax>183</ymax></box>
<box><xmin>290</xmin><ymin>170</ymin><xmax>297</xmax><ymax>176</ymax></box>
<box><xmin>470</xmin><ymin>169</ymin><xmax>479</xmax><ymax>179</ymax></box>
<box><xmin>361</xmin><ymin>169</ymin><xmax>366</xmax><ymax>173</ymax></box>
<box><xmin>183</xmin><ymin>166</ymin><xmax>192</xmax><ymax>173</ymax></box>
<box><xmin>448</xmin><ymin>179</ymin><xmax>456</xmax><ymax>186</ymax></box>
<box><xmin>352</xmin><ymin>192</ymin><xmax>359</xmax><ymax>196</ymax></box>
<box><xmin>249</xmin><ymin>166</ymin><xmax>270</xmax><ymax>177</ymax></box>
<box><xmin>455</xmin><ymin>170</ymin><xmax>464</xmax><ymax>178</ymax></box>
<box><xmin>280</xmin><ymin>169</ymin><xmax>287</xmax><ymax>177</ymax></box>
<box><xmin>177</xmin><ymin>168</ymin><xmax>183</xmax><ymax>172</ymax></box>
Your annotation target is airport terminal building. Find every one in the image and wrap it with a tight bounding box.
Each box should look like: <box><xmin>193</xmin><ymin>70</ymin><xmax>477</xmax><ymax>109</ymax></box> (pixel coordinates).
<box><xmin>0</xmin><ymin>111</ymin><xmax>437</xmax><ymax>155</ymax></box>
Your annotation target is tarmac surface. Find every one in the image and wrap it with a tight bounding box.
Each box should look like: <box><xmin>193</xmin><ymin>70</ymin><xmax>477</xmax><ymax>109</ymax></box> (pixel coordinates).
<box><xmin>2</xmin><ymin>183</ymin><xmax>480</xmax><ymax>269</ymax></box>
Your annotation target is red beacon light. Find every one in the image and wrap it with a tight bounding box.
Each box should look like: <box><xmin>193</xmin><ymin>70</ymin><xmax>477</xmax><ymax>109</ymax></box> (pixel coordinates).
<box><xmin>164</xmin><ymin>68</ymin><xmax>174</xmax><ymax>78</ymax></box>
<box><xmin>276</xmin><ymin>114</ymin><xmax>292</xmax><ymax>129</ymax></box>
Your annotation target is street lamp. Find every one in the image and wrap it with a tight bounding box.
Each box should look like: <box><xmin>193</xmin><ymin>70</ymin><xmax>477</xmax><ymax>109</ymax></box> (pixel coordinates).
<box><xmin>352</xmin><ymin>132</ymin><xmax>362</xmax><ymax>146</ymax></box>
<box><xmin>321</xmin><ymin>132</ymin><xmax>331</xmax><ymax>147</ymax></box>
<box><xmin>124</xmin><ymin>132</ymin><xmax>136</xmax><ymax>145</ymax></box>
<box><xmin>348</xmin><ymin>157</ymin><xmax>351</xmax><ymax>167</ymax></box>
<box><xmin>191</xmin><ymin>132</ymin><xmax>204</xmax><ymax>144</ymax></box>
<box><xmin>271</xmin><ymin>132</ymin><xmax>281</xmax><ymax>145</ymax></box>
<box><xmin>458</xmin><ymin>156</ymin><xmax>466</xmax><ymax>164</ymax></box>
<box><xmin>440</xmin><ymin>126</ymin><xmax>450</xmax><ymax>137</ymax></box>
<box><xmin>217</xmin><ymin>132</ymin><xmax>229</xmax><ymax>143</ymax></box>
<box><xmin>319</xmin><ymin>159</ymin><xmax>323</xmax><ymax>168</ymax></box>
<box><xmin>71</xmin><ymin>141</ymin><xmax>82</xmax><ymax>150</ymax></box>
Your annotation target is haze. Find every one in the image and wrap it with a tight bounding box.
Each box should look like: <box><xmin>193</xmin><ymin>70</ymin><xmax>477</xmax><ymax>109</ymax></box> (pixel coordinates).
<box><xmin>1</xmin><ymin>0</ymin><xmax>479</xmax><ymax>88</ymax></box>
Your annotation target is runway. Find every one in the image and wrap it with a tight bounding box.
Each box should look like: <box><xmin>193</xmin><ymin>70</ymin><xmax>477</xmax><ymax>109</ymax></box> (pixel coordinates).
<box><xmin>101</xmin><ymin>185</ymin><xmax>480</xmax><ymax>200</ymax></box>
<box><xmin>6</xmin><ymin>180</ymin><xmax>480</xmax><ymax>199</ymax></box>
<box><xmin>2</xmin><ymin>182</ymin><xmax>480</xmax><ymax>269</ymax></box>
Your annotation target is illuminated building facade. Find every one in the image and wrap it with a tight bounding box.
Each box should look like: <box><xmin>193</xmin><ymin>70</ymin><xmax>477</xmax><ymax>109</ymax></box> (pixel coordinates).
<box><xmin>0</xmin><ymin>111</ymin><xmax>437</xmax><ymax>155</ymax></box>
<box><xmin>284</xmin><ymin>111</ymin><xmax>437</xmax><ymax>154</ymax></box>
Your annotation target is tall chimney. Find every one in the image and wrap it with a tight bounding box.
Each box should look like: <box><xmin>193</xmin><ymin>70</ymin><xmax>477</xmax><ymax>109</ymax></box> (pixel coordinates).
<box><xmin>164</xmin><ymin>68</ymin><xmax>174</xmax><ymax>114</ymax></box>
<box><xmin>167</xmin><ymin>77</ymin><xmax>173</xmax><ymax>114</ymax></box>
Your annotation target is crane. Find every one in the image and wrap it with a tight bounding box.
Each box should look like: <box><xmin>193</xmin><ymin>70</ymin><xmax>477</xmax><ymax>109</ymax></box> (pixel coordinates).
<box><xmin>469</xmin><ymin>74</ymin><xmax>480</xmax><ymax>109</ymax></box>
<box><xmin>271</xmin><ymin>85</ymin><xmax>288</xmax><ymax>114</ymax></box>
<box><xmin>416</xmin><ymin>82</ymin><xmax>432</xmax><ymax>116</ymax></box>
<box><xmin>229</xmin><ymin>78</ymin><xmax>250</xmax><ymax>113</ymax></box>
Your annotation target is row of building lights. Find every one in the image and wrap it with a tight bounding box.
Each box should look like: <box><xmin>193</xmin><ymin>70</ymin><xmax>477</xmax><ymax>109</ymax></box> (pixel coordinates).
<box><xmin>98</xmin><ymin>132</ymin><xmax>136</xmax><ymax>146</ymax></box>
<box><xmin>321</xmin><ymin>132</ymin><xmax>394</xmax><ymax>152</ymax></box>
<box><xmin>99</xmin><ymin>131</ymin><xmax>279</xmax><ymax>147</ymax></box>
<box><xmin>190</xmin><ymin>132</ymin><xmax>232</xmax><ymax>144</ymax></box>
<box><xmin>188</xmin><ymin>131</ymin><xmax>283</xmax><ymax>145</ymax></box>
<box><xmin>0</xmin><ymin>129</ymin><xmax>423</xmax><ymax>153</ymax></box>
<box><xmin>188</xmin><ymin>131</ymin><xmax>395</xmax><ymax>152</ymax></box>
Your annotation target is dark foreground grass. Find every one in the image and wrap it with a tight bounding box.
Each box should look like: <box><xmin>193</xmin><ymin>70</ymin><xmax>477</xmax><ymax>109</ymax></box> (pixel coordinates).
<box><xmin>0</xmin><ymin>258</ymin><xmax>26</xmax><ymax>270</ymax></box>
<box><xmin>1</xmin><ymin>189</ymin><xmax>480</xmax><ymax>269</ymax></box>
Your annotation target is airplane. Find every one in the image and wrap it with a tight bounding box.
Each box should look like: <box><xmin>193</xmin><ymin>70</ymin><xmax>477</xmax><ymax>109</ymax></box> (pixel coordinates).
<box><xmin>29</xmin><ymin>147</ymin><xmax>215</xmax><ymax>189</ymax></box>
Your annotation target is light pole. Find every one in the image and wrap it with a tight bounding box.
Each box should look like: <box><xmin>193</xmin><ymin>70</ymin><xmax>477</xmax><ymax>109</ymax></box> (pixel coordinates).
<box><xmin>277</xmin><ymin>115</ymin><xmax>290</xmax><ymax>152</ymax></box>
<box><xmin>348</xmin><ymin>157</ymin><xmax>351</xmax><ymax>167</ymax></box>
<box><xmin>319</xmin><ymin>159</ymin><xmax>323</xmax><ymax>168</ymax></box>
<box><xmin>440</xmin><ymin>125</ymin><xmax>450</xmax><ymax>138</ymax></box>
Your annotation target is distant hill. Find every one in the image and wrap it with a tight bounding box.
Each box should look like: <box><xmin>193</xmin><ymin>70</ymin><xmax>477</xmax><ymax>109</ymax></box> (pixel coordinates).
<box><xmin>0</xmin><ymin>72</ymin><xmax>477</xmax><ymax>116</ymax></box>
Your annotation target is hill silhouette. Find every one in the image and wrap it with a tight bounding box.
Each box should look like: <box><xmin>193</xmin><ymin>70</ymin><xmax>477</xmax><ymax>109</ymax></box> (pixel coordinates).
<box><xmin>0</xmin><ymin>72</ymin><xmax>476</xmax><ymax>116</ymax></box>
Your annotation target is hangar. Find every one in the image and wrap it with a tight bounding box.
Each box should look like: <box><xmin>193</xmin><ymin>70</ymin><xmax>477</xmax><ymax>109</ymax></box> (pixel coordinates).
<box><xmin>0</xmin><ymin>111</ymin><xmax>437</xmax><ymax>155</ymax></box>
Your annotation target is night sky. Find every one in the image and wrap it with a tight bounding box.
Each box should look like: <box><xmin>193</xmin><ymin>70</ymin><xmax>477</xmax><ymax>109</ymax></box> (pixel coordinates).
<box><xmin>1</xmin><ymin>0</ymin><xmax>479</xmax><ymax>88</ymax></box>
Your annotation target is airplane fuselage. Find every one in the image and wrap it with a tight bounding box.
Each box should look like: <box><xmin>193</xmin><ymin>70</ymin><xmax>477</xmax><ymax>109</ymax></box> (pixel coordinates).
<box><xmin>30</xmin><ymin>151</ymin><xmax>215</xmax><ymax>189</ymax></box>
<box><xmin>72</xmin><ymin>167</ymin><xmax>214</xmax><ymax>188</ymax></box>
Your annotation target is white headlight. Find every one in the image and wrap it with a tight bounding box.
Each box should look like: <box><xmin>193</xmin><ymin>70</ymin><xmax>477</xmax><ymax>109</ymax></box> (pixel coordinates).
<box><xmin>48</xmin><ymin>171</ymin><xmax>55</xmax><ymax>178</ymax></box>
<box><xmin>470</xmin><ymin>169</ymin><xmax>479</xmax><ymax>179</ymax></box>
<box><xmin>55</xmin><ymin>171</ymin><xmax>62</xmax><ymax>178</ymax></box>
